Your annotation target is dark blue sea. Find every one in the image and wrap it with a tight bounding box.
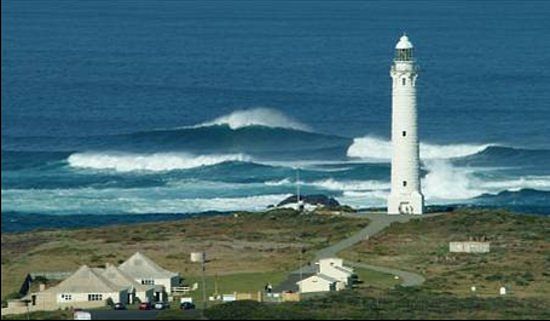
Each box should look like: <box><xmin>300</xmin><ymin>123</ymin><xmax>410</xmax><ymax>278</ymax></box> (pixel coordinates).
<box><xmin>2</xmin><ymin>0</ymin><xmax>549</xmax><ymax>232</ymax></box>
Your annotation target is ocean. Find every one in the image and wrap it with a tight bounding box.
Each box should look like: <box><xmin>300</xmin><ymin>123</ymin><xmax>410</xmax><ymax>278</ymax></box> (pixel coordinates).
<box><xmin>2</xmin><ymin>0</ymin><xmax>549</xmax><ymax>232</ymax></box>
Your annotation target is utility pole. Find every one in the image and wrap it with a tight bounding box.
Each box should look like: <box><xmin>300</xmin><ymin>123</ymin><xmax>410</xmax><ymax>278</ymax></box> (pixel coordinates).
<box><xmin>200</xmin><ymin>252</ymin><xmax>207</xmax><ymax>318</ymax></box>
<box><xmin>299</xmin><ymin>246</ymin><xmax>303</xmax><ymax>283</ymax></box>
<box><xmin>296</xmin><ymin>167</ymin><xmax>300</xmax><ymax>203</ymax></box>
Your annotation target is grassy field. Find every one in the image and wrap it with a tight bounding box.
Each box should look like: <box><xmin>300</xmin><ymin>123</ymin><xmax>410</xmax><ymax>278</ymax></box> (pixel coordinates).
<box><xmin>200</xmin><ymin>287</ymin><xmax>549</xmax><ymax>320</ymax></box>
<box><xmin>1</xmin><ymin>208</ymin><xmax>369</xmax><ymax>301</ymax></box>
<box><xmin>341</xmin><ymin>209</ymin><xmax>550</xmax><ymax>299</ymax></box>
<box><xmin>180</xmin><ymin>270</ymin><xmax>288</xmax><ymax>306</ymax></box>
<box><xmin>354</xmin><ymin>268</ymin><xmax>402</xmax><ymax>289</ymax></box>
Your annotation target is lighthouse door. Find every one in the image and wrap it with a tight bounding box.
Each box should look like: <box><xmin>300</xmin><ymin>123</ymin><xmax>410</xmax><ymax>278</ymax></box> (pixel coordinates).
<box><xmin>398</xmin><ymin>202</ymin><xmax>412</xmax><ymax>214</ymax></box>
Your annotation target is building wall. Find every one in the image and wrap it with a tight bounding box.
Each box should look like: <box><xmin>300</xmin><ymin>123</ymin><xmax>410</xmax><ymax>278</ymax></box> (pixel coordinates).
<box><xmin>136</xmin><ymin>288</ymin><xmax>154</xmax><ymax>303</ymax></box>
<box><xmin>449</xmin><ymin>242</ymin><xmax>490</xmax><ymax>253</ymax></box>
<box><xmin>24</xmin><ymin>290</ymin><xmax>124</xmax><ymax>312</ymax></box>
<box><xmin>298</xmin><ymin>277</ymin><xmax>333</xmax><ymax>294</ymax></box>
<box><xmin>135</xmin><ymin>277</ymin><xmax>179</xmax><ymax>295</ymax></box>
<box><xmin>318</xmin><ymin>259</ymin><xmax>353</xmax><ymax>285</ymax></box>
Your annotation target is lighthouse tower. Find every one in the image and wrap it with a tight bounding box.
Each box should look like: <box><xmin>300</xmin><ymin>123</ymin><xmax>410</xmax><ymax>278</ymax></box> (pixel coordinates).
<box><xmin>387</xmin><ymin>34</ymin><xmax>424</xmax><ymax>215</ymax></box>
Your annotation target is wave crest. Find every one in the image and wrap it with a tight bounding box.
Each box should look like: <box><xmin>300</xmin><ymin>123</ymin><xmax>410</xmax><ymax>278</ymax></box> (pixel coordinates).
<box><xmin>196</xmin><ymin>107</ymin><xmax>310</xmax><ymax>131</ymax></box>
<box><xmin>347</xmin><ymin>136</ymin><xmax>490</xmax><ymax>160</ymax></box>
<box><xmin>67</xmin><ymin>152</ymin><xmax>252</xmax><ymax>172</ymax></box>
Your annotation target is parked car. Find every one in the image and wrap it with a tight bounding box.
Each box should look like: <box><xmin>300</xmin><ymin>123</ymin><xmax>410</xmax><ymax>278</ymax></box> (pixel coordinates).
<box><xmin>139</xmin><ymin>302</ymin><xmax>152</xmax><ymax>310</ymax></box>
<box><xmin>113</xmin><ymin>303</ymin><xmax>126</xmax><ymax>310</ymax></box>
<box><xmin>73</xmin><ymin>311</ymin><xmax>92</xmax><ymax>320</ymax></box>
<box><xmin>154</xmin><ymin>302</ymin><xmax>169</xmax><ymax>310</ymax></box>
<box><xmin>180</xmin><ymin>302</ymin><xmax>196</xmax><ymax>310</ymax></box>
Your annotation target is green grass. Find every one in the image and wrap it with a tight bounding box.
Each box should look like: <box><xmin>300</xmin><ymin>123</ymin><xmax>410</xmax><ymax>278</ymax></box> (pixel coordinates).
<box><xmin>203</xmin><ymin>287</ymin><xmax>550</xmax><ymax>320</ymax></box>
<box><xmin>341</xmin><ymin>209</ymin><xmax>550</xmax><ymax>298</ymax></box>
<box><xmin>179</xmin><ymin>271</ymin><xmax>287</xmax><ymax>306</ymax></box>
<box><xmin>354</xmin><ymin>268</ymin><xmax>402</xmax><ymax>289</ymax></box>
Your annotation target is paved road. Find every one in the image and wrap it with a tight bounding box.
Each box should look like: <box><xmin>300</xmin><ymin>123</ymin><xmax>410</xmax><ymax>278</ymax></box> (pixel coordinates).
<box><xmin>91</xmin><ymin>310</ymin><xmax>159</xmax><ymax>320</ymax></box>
<box><xmin>282</xmin><ymin>212</ymin><xmax>441</xmax><ymax>290</ymax></box>
<box><xmin>90</xmin><ymin>309</ymin><xmax>201</xmax><ymax>320</ymax></box>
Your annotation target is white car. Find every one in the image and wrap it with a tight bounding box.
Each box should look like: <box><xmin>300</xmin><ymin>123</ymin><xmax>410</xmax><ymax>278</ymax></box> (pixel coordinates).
<box><xmin>154</xmin><ymin>302</ymin><xmax>169</xmax><ymax>310</ymax></box>
<box><xmin>73</xmin><ymin>311</ymin><xmax>91</xmax><ymax>320</ymax></box>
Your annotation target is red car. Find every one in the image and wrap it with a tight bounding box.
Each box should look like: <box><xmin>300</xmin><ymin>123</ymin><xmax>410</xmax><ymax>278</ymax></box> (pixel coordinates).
<box><xmin>139</xmin><ymin>302</ymin><xmax>152</xmax><ymax>310</ymax></box>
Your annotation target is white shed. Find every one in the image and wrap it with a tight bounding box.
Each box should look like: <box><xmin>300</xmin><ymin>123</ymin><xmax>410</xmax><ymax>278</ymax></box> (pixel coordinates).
<box><xmin>317</xmin><ymin>258</ymin><xmax>354</xmax><ymax>285</ymax></box>
<box><xmin>296</xmin><ymin>274</ymin><xmax>339</xmax><ymax>294</ymax></box>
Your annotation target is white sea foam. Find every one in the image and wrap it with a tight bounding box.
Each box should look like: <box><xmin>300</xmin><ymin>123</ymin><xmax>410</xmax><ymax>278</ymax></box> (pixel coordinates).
<box><xmin>68</xmin><ymin>152</ymin><xmax>251</xmax><ymax>172</ymax></box>
<box><xmin>264</xmin><ymin>178</ymin><xmax>292</xmax><ymax>186</ymax></box>
<box><xmin>1</xmin><ymin>188</ymin><xmax>291</xmax><ymax>214</ymax></box>
<box><xmin>307</xmin><ymin>179</ymin><xmax>389</xmax><ymax>191</ymax></box>
<box><xmin>347</xmin><ymin>136</ymin><xmax>489</xmax><ymax>160</ymax></box>
<box><xmin>422</xmin><ymin>160</ymin><xmax>486</xmax><ymax>200</ymax></box>
<box><xmin>197</xmin><ymin>107</ymin><xmax>310</xmax><ymax>131</ymax></box>
<box><xmin>481</xmin><ymin>176</ymin><xmax>550</xmax><ymax>191</ymax></box>
<box><xmin>422</xmin><ymin>160</ymin><xmax>550</xmax><ymax>201</ymax></box>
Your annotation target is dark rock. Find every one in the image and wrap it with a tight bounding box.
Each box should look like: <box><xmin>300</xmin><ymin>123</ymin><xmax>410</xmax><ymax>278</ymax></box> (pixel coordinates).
<box><xmin>277</xmin><ymin>194</ymin><xmax>340</xmax><ymax>207</ymax></box>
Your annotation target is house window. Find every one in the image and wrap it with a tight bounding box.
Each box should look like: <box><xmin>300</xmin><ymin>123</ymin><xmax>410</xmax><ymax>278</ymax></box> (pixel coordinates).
<box><xmin>402</xmin><ymin>131</ymin><xmax>406</xmax><ymax>137</ymax></box>
<box><xmin>403</xmin><ymin>181</ymin><xmax>407</xmax><ymax>187</ymax></box>
<box><xmin>402</xmin><ymin>78</ymin><xmax>406</xmax><ymax>85</ymax></box>
<box><xmin>60</xmin><ymin>294</ymin><xmax>72</xmax><ymax>301</ymax></box>
<box><xmin>141</xmin><ymin>279</ymin><xmax>155</xmax><ymax>285</ymax></box>
<box><xmin>88</xmin><ymin>294</ymin><xmax>103</xmax><ymax>301</ymax></box>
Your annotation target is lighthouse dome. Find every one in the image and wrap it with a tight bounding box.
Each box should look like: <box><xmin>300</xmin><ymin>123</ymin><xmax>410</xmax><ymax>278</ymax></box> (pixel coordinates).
<box><xmin>396</xmin><ymin>35</ymin><xmax>413</xmax><ymax>49</ymax></box>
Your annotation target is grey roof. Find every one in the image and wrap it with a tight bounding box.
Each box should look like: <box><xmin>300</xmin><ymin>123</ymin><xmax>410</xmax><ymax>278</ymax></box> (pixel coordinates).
<box><xmin>334</xmin><ymin>265</ymin><xmax>354</xmax><ymax>275</ymax></box>
<box><xmin>44</xmin><ymin>265</ymin><xmax>120</xmax><ymax>294</ymax></box>
<box><xmin>316</xmin><ymin>273</ymin><xmax>339</xmax><ymax>283</ymax></box>
<box><xmin>296</xmin><ymin>273</ymin><xmax>338</xmax><ymax>285</ymax></box>
<box><xmin>119</xmin><ymin>252</ymin><xmax>178</xmax><ymax>279</ymax></box>
<box><xmin>100</xmin><ymin>265</ymin><xmax>153</xmax><ymax>292</ymax></box>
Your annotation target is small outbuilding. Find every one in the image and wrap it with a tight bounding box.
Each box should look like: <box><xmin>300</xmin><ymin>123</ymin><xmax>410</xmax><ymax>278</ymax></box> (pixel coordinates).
<box><xmin>297</xmin><ymin>274</ymin><xmax>341</xmax><ymax>293</ymax></box>
<box><xmin>449</xmin><ymin>241</ymin><xmax>490</xmax><ymax>253</ymax></box>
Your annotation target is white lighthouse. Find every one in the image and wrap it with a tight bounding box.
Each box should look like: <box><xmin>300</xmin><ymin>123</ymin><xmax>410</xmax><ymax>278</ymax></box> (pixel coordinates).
<box><xmin>387</xmin><ymin>34</ymin><xmax>424</xmax><ymax>215</ymax></box>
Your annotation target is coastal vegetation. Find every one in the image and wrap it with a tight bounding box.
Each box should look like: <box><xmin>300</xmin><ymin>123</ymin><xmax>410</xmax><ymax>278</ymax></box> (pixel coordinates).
<box><xmin>341</xmin><ymin>209</ymin><xmax>549</xmax><ymax>298</ymax></box>
<box><xmin>1</xmin><ymin>209</ymin><xmax>369</xmax><ymax>300</ymax></box>
<box><xmin>2</xmin><ymin>208</ymin><xmax>548</xmax><ymax>319</ymax></box>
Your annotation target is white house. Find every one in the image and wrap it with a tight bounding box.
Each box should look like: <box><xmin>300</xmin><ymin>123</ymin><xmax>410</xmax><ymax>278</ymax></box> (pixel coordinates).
<box><xmin>15</xmin><ymin>265</ymin><xmax>127</xmax><ymax>314</ymax></box>
<box><xmin>296</xmin><ymin>257</ymin><xmax>354</xmax><ymax>294</ymax></box>
<box><xmin>2</xmin><ymin>252</ymin><xmax>181</xmax><ymax>317</ymax></box>
<box><xmin>317</xmin><ymin>258</ymin><xmax>354</xmax><ymax>285</ymax></box>
<box><xmin>297</xmin><ymin>274</ymin><xmax>340</xmax><ymax>294</ymax></box>
<box><xmin>118</xmin><ymin>252</ymin><xmax>180</xmax><ymax>301</ymax></box>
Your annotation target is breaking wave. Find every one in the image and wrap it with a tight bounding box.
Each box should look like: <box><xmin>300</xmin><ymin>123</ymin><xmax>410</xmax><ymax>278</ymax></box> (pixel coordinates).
<box><xmin>346</xmin><ymin>136</ymin><xmax>490</xmax><ymax>160</ymax></box>
<box><xmin>195</xmin><ymin>107</ymin><xmax>310</xmax><ymax>131</ymax></box>
<box><xmin>422</xmin><ymin>160</ymin><xmax>550</xmax><ymax>201</ymax></box>
<box><xmin>67</xmin><ymin>152</ymin><xmax>252</xmax><ymax>172</ymax></box>
<box><xmin>1</xmin><ymin>188</ymin><xmax>291</xmax><ymax>214</ymax></box>
<box><xmin>307</xmin><ymin>178</ymin><xmax>390</xmax><ymax>191</ymax></box>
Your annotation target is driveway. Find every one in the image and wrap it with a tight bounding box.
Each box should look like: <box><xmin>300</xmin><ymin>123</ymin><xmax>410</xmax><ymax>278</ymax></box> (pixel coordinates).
<box><xmin>279</xmin><ymin>212</ymin><xmax>442</xmax><ymax>290</ymax></box>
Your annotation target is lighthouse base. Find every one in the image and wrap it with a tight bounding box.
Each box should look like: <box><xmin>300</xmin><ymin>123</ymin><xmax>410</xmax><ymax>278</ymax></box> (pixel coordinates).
<box><xmin>387</xmin><ymin>192</ymin><xmax>424</xmax><ymax>215</ymax></box>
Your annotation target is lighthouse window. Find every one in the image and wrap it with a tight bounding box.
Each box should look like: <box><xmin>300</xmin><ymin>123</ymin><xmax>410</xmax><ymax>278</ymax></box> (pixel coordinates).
<box><xmin>403</xmin><ymin>181</ymin><xmax>407</xmax><ymax>187</ymax></box>
<box><xmin>402</xmin><ymin>131</ymin><xmax>407</xmax><ymax>137</ymax></box>
<box><xmin>402</xmin><ymin>78</ymin><xmax>406</xmax><ymax>85</ymax></box>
